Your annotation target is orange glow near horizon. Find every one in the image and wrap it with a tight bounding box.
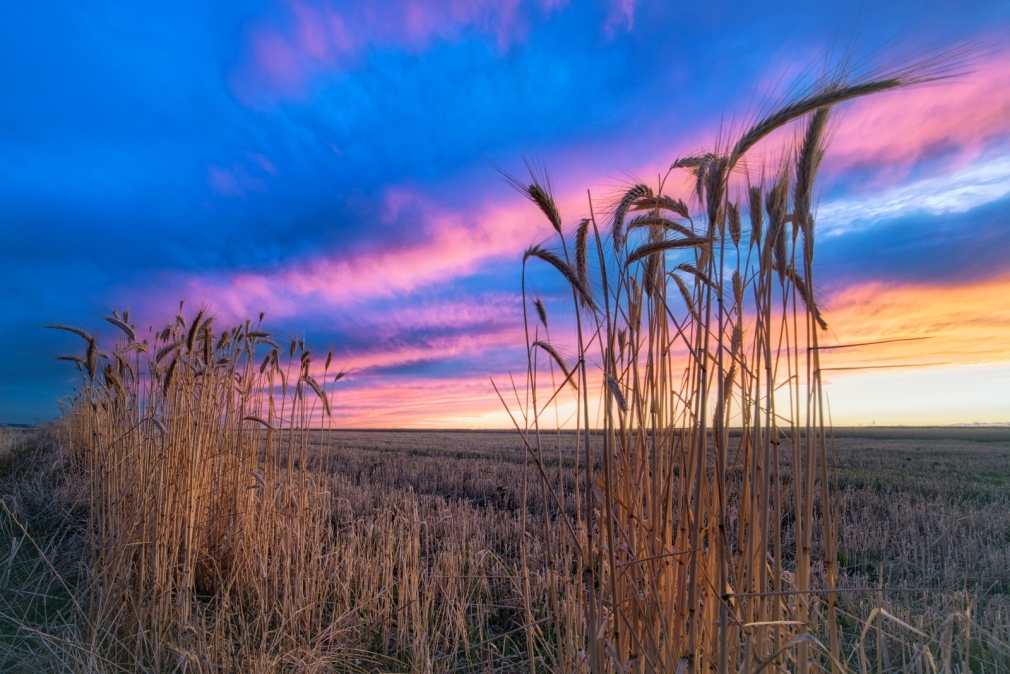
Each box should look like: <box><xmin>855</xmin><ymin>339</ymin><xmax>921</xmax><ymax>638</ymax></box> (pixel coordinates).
<box><xmin>324</xmin><ymin>275</ymin><xmax>1010</xmax><ymax>429</ymax></box>
<box><xmin>817</xmin><ymin>275</ymin><xmax>1010</xmax><ymax>425</ymax></box>
<box><xmin>821</xmin><ymin>275</ymin><xmax>1010</xmax><ymax>367</ymax></box>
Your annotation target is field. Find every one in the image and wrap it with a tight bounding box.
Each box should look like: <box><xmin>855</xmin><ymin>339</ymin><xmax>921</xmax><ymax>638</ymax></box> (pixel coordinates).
<box><xmin>3</xmin><ymin>425</ymin><xmax>1009</xmax><ymax>672</ymax></box>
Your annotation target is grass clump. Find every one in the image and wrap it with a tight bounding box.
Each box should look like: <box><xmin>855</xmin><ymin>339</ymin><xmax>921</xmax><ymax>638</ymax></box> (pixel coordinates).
<box><xmin>38</xmin><ymin>310</ymin><xmax>358</xmax><ymax>670</ymax></box>
<box><xmin>9</xmin><ymin>313</ymin><xmax>569</xmax><ymax>672</ymax></box>
<box><xmin>501</xmin><ymin>54</ymin><xmax>986</xmax><ymax>673</ymax></box>
<box><xmin>1</xmin><ymin>426</ymin><xmax>88</xmax><ymax>672</ymax></box>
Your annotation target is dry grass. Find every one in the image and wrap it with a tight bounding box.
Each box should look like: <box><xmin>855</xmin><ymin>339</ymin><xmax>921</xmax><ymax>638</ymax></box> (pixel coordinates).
<box><xmin>2</xmin><ymin>312</ymin><xmax>581</xmax><ymax>672</ymax></box>
<box><xmin>4</xmin><ymin>427</ymin><xmax>1009</xmax><ymax>671</ymax></box>
<box><xmin>497</xmin><ymin>54</ymin><xmax>992</xmax><ymax>673</ymax></box>
<box><xmin>829</xmin><ymin>435</ymin><xmax>1010</xmax><ymax>671</ymax></box>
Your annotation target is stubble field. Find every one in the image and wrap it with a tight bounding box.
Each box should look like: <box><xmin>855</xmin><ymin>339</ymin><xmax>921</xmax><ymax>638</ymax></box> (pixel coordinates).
<box><xmin>6</xmin><ymin>425</ymin><xmax>1006</xmax><ymax>671</ymax></box>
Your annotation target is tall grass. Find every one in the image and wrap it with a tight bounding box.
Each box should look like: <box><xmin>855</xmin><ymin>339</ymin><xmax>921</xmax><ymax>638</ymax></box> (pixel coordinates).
<box><xmin>506</xmin><ymin>65</ymin><xmax>964</xmax><ymax>673</ymax></box>
<box><xmin>46</xmin><ymin>309</ymin><xmax>353</xmax><ymax>668</ymax></box>
<box><xmin>28</xmin><ymin>311</ymin><xmax>568</xmax><ymax>671</ymax></box>
<box><xmin>4</xmin><ymin>425</ymin><xmax>1007</xmax><ymax>670</ymax></box>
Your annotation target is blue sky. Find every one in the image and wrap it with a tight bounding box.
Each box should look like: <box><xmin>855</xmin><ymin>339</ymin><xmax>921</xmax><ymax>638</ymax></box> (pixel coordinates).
<box><xmin>2</xmin><ymin>0</ymin><xmax>1009</xmax><ymax>426</ymax></box>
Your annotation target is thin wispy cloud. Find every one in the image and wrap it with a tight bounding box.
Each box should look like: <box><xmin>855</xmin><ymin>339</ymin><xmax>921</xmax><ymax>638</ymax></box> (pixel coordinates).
<box><xmin>818</xmin><ymin>152</ymin><xmax>1010</xmax><ymax>235</ymax></box>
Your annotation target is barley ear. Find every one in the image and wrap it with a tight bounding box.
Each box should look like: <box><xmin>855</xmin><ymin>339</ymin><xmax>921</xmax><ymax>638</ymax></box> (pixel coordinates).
<box><xmin>156</xmin><ymin>341</ymin><xmax>182</xmax><ymax>363</ymax></box>
<box><xmin>728</xmin><ymin>201</ymin><xmax>741</xmax><ymax>248</ymax></box>
<box><xmin>794</xmin><ymin>107</ymin><xmax>829</xmax><ymax>265</ymax></box>
<box><xmin>497</xmin><ymin>159</ymin><xmax>562</xmax><ymax>233</ymax></box>
<box><xmin>85</xmin><ymin>338</ymin><xmax>97</xmax><ymax>380</ymax></box>
<box><xmin>104</xmin><ymin>316</ymin><xmax>136</xmax><ymax>343</ymax></box>
<box><xmin>302</xmin><ymin>375</ymin><xmax>331</xmax><ymax>417</ymax></box>
<box><xmin>732</xmin><ymin>269</ymin><xmax>744</xmax><ymax>307</ymax></box>
<box><xmin>243</xmin><ymin>415</ymin><xmax>276</xmax><ymax>431</ymax></box>
<box><xmin>606</xmin><ymin>374</ymin><xmax>628</xmax><ymax>413</ymax></box>
<box><xmin>748</xmin><ymin>185</ymin><xmax>763</xmax><ymax>249</ymax></box>
<box><xmin>626</xmin><ymin>215</ymin><xmax>693</xmax><ymax>239</ymax></box>
<box><xmin>612</xmin><ymin>184</ymin><xmax>653</xmax><ymax>251</ymax></box>
<box><xmin>163</xmin><ymin>355</ymin><xmax>178</xmax><ymax>395</ymax></box>
<box><xmin>670</xmin><ymin>273</ymin><xmax>699</xmax><ymax>323</ymax></box>
<box><xmin>626</xmin><ymin>237</ymin><xmax>710</xmax><ymax>266</ymax></box>
<box><xmin>45</xmin><ymin>324</ymin><xmax>93</xmax><ymax>343</ymax></box>
<box><xmin>575</xmin><ymin>218</ymin><xmax>590</xmax><ymax>290</ymax></box>
<box><xmin>57</xmin><ymin>355</ymin><xmax>84</xmax><ymax>372</ymax></box>
<box><xmin>525</xmin><ymin>245</ymin><xmax>596</xmax><ymax>311</ymax></box>
<box><xmin>532</xmin><ymin>340</ymin><xmax>577</xmax><ymax>391</ymax></box>
<box><xmin>186</xmin><ymin>309</ymin><xmax>204</xmax><ymax>352</ymax></box>
<box><xmin>783</xmin><ymin>267</ymin><xmax>829</xmax><ymax>331</ymax></box>
<box><xmin>631</xmin><ymin>195</ymin><xmax>690</xmax><ymax>220</ymax></box>
<box><xmin>765</xmin><ymin>172</ymin><xmax>790</xmax><ymax>280</ymax></box>
<box><xmin>533</xmin><ymin>298</ymin><xmax>548</xmax><ymax>329</ymax></box>
<box><xmin>731</xmin><ymin>79</ymin><xmax>901</xmax><ymax>166</ymax></box>
<box><xmin>103</xmin><ymin>365</ymin><xmax>126</xmax><ymax>403</ymax></box>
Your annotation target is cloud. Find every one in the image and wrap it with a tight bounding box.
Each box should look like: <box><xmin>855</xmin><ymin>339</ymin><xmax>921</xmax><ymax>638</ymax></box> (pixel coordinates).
<box><xmin>817</xmin><ymin>153</ymin><xmax>1010</xmax><ymax>235</ymax></box>
<box><xmin>328</xmin><ymin>374</ymin><xmax>519</xmax><ymax>427</ymax></box>
<box><xmin>327</xmin><ymin>295</ymin><xmax>527</xmax><ymax>372</ymax></box>
<box><xmin>322</xmin><ymin>272</ymin><xmax>1010</xmax><ymax>428</ymax></box>
<box><xmin>207</xmin><ymin>162</ymin><xmax>268</xmax><ymax>198</ymax></box>
<box><xmin>825</xmin><ymin>46</ymin><xmax>1010</xmax><ymax>178</ymax></box>
<box><xmin>820</xmin><ymin>274</ymin><xmax>1010</xmax><ymax>368</ymax></box>
<box><xmin>181</xmin><ymin>185</ymin><xmax>542</xmax><ymax>317</ymax></box>
<box><xmin>816</xmin><ymin>195</ymin><xmax>1010</xmax><ymax>286</ymax></box>
<box><xmin>233</xmin><ymin>0</ymin><xmax>552</xmax><ymax>101</ymax></box>
<box><xmin>6</xmin><ymin>0</ymin><xmax>1010</xmax><ymax>427</ymax></box>
<box><xmin>604</xmin><ymin>0</ymin><xmax>636</xmax><ymax>33</ymax></box>
<box><xmin>247</xmin><ymin>152</ymin><xmax>280</xmax><ymax>177</ymax></box>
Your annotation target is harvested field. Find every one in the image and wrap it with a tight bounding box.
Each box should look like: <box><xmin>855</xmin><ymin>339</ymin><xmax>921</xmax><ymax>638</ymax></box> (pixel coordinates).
<box><xmin>4</xmin><ymin>426</ymin><xmax>1008</xmax><ymax>671</ymax></box>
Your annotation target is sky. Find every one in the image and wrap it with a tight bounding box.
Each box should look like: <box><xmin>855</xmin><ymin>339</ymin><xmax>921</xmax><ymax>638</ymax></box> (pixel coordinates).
<box><xmin>1</xmin><ymin>0</ymin><xmax>1009</xmax><ymax>427</ymax></box>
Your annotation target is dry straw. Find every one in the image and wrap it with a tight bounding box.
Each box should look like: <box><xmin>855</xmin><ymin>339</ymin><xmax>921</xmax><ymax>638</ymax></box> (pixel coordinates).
<box><xmin>504</xmin><ymin>50</ymin><xmax>973</xmax><ymax>673</ymax></box>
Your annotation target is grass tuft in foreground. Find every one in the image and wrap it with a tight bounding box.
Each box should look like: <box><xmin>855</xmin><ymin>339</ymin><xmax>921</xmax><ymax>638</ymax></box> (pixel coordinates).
<box><xmin>501</xmin><ymin>52</ymin><xmax>996</xmax><ymax>673</ymax></box>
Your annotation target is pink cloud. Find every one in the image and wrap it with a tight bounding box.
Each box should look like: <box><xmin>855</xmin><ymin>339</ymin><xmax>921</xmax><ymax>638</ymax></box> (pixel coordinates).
<box><xmin>247</xmin><ymin>152</ymin><xmax>280</xmax><ymax>177</ymax></box>
<box><xmin>206</xmin><ymin>162</ymin><xmax>267</xmax><ymax>198</ymax></box>
<box><xmin>824</xmin><ymin>47</ymin><xmax>1010</xmax><ymax>182</ymax></box>
<box><xmin>252</xmin><ymin>31</ymin><xmax>302</xmax><ymax>89</ymax></box>
<box><xmin>200</xmin><ymin>43</ymin><xmax>1010</xmax><ymax>320</ymax></box>
<box><xmin>318</xmin><ymin>295</ymin><xmax>527</xmax><ymax>369</ymax></box>
<box><xmin>233</xmin><ymin>0</ymin><xmax>570</xmax><ymax>101</ymax></box>
<box><xmin>344</xmin><ymin>325</ymin><xmax>523</xmax><ymax>372</ymax></box>
<box><xmin>184</xmin><ymin>186</ymin><xmax>545</xmax><ymax>319</ymax></box>
<box><xmin>606</xmin><ymin>44</ymin><xmax>1010</xmax><ymax>200</ymax></box>
<box><xmin>329</xmin><ymin>375</ymin><xmax>514</xmax><ymax>427</ymax></box>
<box><xmin>604</xmin><ymin>0</ymin><xmax>636</xmax><ymax>33</ymax></box>
<box><xmin>207</xmin><ymin>153</ymin><xmax>282</xmax><ymax>198</ymax></box>
<box><xmin>162</xmin><ymin>41</ymin><xmax>1010</xmax><ymax>431</ymax></box>
<box><xmin>821</xmin><ymin>275</ymin><xmax>1010</xmax><ymax>367</ymax></box>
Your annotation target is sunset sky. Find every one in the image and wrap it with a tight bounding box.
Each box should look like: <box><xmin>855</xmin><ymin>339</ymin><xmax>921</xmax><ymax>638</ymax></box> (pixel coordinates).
<box><xmin>2</xmin><ymin>0</ymin><xmax>1009</xmax><ymax>427</ymax></box>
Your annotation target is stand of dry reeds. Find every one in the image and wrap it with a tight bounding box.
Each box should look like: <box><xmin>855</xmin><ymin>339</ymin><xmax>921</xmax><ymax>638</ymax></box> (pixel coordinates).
<box><xmin>506</xmin><ymin>65</ymin><xmax>963</xmax><ymax>674</ymax></box>
<box><xmin>42</xmin><ymin>309</ymin><xmax>579</xmax><ymax>672</ymax></box>
<box><xmin>49</xmin><ymin>309</ymin><xmax>347</xmax><ymax>669</ymax></box>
